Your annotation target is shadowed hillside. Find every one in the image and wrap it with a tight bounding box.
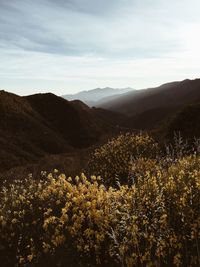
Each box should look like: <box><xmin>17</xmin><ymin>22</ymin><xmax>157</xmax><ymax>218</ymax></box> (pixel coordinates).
<box><xmin>166</xmin><ymin>103</ymin><xmax>200</xmax><ymax>140</ymax></box>
<box><xmin>26</xmin><ymin>93</ymin><xmax>100</xmax><ymax>148</ymax></box>
<box><xmin>0</xmin><ymin>91</ymin><xmax>72</xmax><ymax>172</ymax></box>
<box><xmin>99</xmin><ymin>78</ymin><xmax>200</xmax><ymax>131</ymax></box>
<box><xmin>0</xmin><ymin>91</ymin><xmax>125</xmax><ymax>172</ymax></box>
<box><xmin>100</xmin><ymin>79</ymin><xmax>200</xmax><ymax>114</ymax></box>
<box><xmin>123</xmin><ymin>107</ymin><xmax>176</xmax><ymax>130</ymax></box>
<box><xmin>1</xmin><ymin>79</ymin><xmax>200</xmax><ymax>174</ymax></box>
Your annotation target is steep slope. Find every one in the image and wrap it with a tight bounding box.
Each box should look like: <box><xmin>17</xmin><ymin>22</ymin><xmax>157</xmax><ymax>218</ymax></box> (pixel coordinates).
<box><xmin>25</xmin><ymin>94</ymin><xmax>125</xmax><ymax>148</ymax></box>
<box><xmin>0</xmin><ymin>91</ymin><xmax>125</xmax><ymax>172</ymax></box>
<box><xmin>100</xmin><ymin>79</ymin><xmax>200</xmax><ymax>115</ymax></box>
<box><xmin>123</xmin><ymin>107</ymin><xmax>177</xmax><ymax>130</ymax></box>
<box><xmin>26</xmin><ymin>93</ymin><xmax>96</xmax><ymax>148</ymax></box>
<box><xmin>100</xmin><ymin>79</ymin><xmax>200</xmax><ymax>130</ymax></box>
<box><xmin>165</xmin><ymin>103</ymin><xmax>200</xmax><ymax>140</ymax></box>
<box><xmin>0</xmin><ymin>91</ymin><xmax>71</xmax><ymax>171</ymax></box>
<box><xmin>62</xmin><ymin>87</ymin><xmax>135</xmax><ymax>106</ymax></box>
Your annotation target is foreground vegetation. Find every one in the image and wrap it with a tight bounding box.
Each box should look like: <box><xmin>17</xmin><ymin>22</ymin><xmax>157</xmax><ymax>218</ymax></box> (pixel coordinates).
<box><xmin>0</xmin><ymin>133</ymin><xmax>200</xmax><ymax>266</ymax></box>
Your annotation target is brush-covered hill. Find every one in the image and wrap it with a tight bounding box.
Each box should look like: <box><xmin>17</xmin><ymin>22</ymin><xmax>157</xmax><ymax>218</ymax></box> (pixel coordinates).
<box><xmin>99</xmin><ymin>78</ymin><xmax>200</xmax><ymax>130</ymax></box>
<box><xmin>165</xmin><ymin>103</ymin><xmax>200</xmax><ymax>140</ymax></box>
<box><xmin>100</xmin><ymin>79</ymin><xmax>200</xmax><ymax>115</ymax></box>
<box><xmin>0</xmin><ymin>90</ymin><xmax>71</xmax><ymax>172</ymax></box>
<box><xmin>0</xmin><ymin>90</ymin><xmax>125</xmax><ymax>172</ymax></box>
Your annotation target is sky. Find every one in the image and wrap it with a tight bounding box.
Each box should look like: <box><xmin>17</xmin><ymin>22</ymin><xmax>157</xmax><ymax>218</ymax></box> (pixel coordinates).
<box><xmin>0</xmin><ymin>0</ymin><xmax>200</xmax><ymax>95</ymax></box>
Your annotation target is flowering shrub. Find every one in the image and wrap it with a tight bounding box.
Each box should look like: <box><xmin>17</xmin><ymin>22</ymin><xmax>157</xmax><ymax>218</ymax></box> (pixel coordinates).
<box><xmin>87</xmin><ymin>133</ymin><xmax>159</xmax><ymax>185</ymax></box>
<box><xmin>0</xmin><ymin>156</ymin><xmax>199</xmax><ymax>266</ymax></box>
<box><xmin>0</xmin><ymin>134</ymin><xmax>200</xmax><ymax>267</ymax></box>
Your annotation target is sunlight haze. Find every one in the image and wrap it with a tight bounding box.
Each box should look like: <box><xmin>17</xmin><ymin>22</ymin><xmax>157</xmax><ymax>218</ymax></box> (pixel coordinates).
<box><xmin>0</xmin><ymin>0</ymin><xmax>200</xmax><ymax>95</ymax></box>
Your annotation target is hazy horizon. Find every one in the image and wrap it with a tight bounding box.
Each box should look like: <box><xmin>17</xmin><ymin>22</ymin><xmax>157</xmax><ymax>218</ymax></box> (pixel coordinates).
<box><xmin>0</xmin><ymin>0</ymin><xmax>200</xmax><ymax>95</ymax></box>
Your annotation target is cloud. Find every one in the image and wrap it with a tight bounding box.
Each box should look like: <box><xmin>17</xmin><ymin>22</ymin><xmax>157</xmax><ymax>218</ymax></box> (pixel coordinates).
<box><xmin>0</xmin><ymin>0</ymin><xmax>200</xmax><ymax>94</ymax></box>
<box><xmin>0</xmin><ymin>0</ymin><xmax>184</xmax><ymax>57</ymax></box>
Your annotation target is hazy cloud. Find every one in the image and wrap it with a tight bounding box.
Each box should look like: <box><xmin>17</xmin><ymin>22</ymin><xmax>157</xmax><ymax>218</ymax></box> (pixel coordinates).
<box><xmin>0</xmin><ymin>0</ymin><xmax>200</xmax><ymax>94</ymax></box>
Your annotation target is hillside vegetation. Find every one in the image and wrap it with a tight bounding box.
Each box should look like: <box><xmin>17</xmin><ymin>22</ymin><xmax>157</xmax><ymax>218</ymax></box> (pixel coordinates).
<box><xmin>0</xmin><ymin>133</ymin><xmax>199</xmax><ymax>267</ymax></box>
<box><xmin>166</xmin><ymin>103</ymin><xmax>200</xmax><ymax>140</ymax></box>
<box><xmin>0</xmin><ymin>91</ymin><xmax>125</xmax><ymax>172</ymax></box>
<box><xmin>100</xmin><ymin>79</ymin><xmax>200</xmax><ymax>115</ymax></box>
<box><xmin>1</xmin><ymin>79</ymin><xmax>200</xmax><ymax>173</ymax></box>
<box><xmin>99</xmin><ymin>79</ymin><xmax>200</xmax><ymax>131</ymax></box>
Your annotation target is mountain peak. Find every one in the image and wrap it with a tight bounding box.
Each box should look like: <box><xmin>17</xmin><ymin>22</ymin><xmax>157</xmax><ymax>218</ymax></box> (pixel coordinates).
<box><xmin>62</xmin><ymin>87</ymin><xmax>135</xmax><ymax>106</ymax></box>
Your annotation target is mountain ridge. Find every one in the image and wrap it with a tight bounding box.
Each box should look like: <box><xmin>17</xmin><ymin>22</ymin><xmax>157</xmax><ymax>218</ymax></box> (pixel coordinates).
<box><xmin>99</xmin><ymin>79</ymin><xmax>200</xmax><ymax>124</ymax></box>
<box><xmin>62</xmin><ymin>87</ymin><xmax>135</xmax><ymax>106</ymax></box>
<box><xmin>0</xmin><ymin>90</ymin><xmax>125</xmax><ymax>172</ymax></box>
<box><xmin>1</xmin><ymin>78</ymin><xmax>200</xmax><ymax>173</ymax></box>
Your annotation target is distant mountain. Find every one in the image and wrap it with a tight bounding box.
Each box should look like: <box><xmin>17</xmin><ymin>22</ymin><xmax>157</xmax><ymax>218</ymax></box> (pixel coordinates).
<box><xmin>0</xmin><ymin>90</ymin><xmax>125</xmax><ymax>172</ymax></box>
<box><xmin>99</xmin><ymin>78</ymin><xmax>200</xmax><ymax>130</ymax></box>
<box><xmin>62</xmin><ymin>87</ymin><xmax>135</xmax><ymax>106</ymax></box>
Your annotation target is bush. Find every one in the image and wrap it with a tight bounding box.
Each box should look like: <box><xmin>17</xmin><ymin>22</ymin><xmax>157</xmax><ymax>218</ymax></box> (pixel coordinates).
<box><xmin>0</xmin><ymin>134</ymin><xmax>200</xmax><ymax>267</ymax></box>
<box><xmin>0</xmin><ymin>154</ymin><xmax>199</xmax><ymax>266</ymax></box>
<box><xmin>87</xmin><ymin>133</ymin><xmax>159</xmax><ymax>185</ymax></box>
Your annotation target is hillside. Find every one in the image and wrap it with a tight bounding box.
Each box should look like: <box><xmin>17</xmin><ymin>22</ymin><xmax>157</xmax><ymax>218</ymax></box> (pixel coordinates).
<box><xmin>100</xmin><ymin>79</ymin><xmax>200</xmax><ymax>115</ymax></box>
<box><xmin>123</xmin><ymin>106</ymin><xmax>177</xmax><ymax>130</ymax></box>
<box><xmin>0</xmin><ymin>91</ymin><xmax>71</xmax><ymax>172</ymax></box>
<box><xmin>99</xmin><ymin>78</ymin><xmax>200</xmax><ymax>130</ymax></box>
<box><xmin>0</xmin><ymin>91</ymin><xmax>125</xmax><ymax>172</ymax></box>
<box><xmin>1</xmin><ymin>79</ymin><xmax>200</xmax><ymax>173</ymax></box>
<box><xmin>165</xmin><ymin>103</ymin><xmax>200</xmax><ymax>140</ymax></box>
<box><xmin>62</xmin><ymin>87</ymin><xmax>135</xmax><ymax>106</ymax></box>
